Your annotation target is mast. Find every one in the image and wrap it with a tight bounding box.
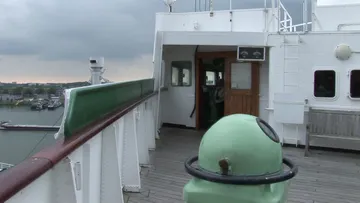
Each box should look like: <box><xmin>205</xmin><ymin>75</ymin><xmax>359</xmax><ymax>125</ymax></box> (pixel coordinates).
<box><xmin>89</xmin><ymin>57</ymin><xmax>112</xmax><ymax>85</ymax></box>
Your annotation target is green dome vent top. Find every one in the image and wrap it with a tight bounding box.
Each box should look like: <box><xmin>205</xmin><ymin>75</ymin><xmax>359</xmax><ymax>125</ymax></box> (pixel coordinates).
<box><xmin>183</xmin><ymin>114</ymin><xmax>298</xmax><ymax>203</ymax></box>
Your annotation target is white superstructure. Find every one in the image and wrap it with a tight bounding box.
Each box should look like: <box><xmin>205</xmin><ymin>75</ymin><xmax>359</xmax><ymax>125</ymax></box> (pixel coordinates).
<box><xmin>153</xmin><ymin>0</ymin><xmax>360</xmax><ymax>149</ymax></box>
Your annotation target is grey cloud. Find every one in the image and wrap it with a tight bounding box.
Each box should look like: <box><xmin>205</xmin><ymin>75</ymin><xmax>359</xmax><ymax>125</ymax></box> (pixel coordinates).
<box><xmin>0</xmin><ymin>0</ymin><xmax>305</xmax><ymax>61</ymax></box>
<box><xmin>0</xmin><ymin>0</ymin><xmax>164</xmax><ymax>60</ymax></box>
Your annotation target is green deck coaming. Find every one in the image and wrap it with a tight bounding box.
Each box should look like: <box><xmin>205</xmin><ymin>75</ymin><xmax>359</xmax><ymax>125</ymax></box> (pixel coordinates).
<box><xmin>64</xmin><ymin>79</ymin><xmax>154</xmax><ymax>137</ymax></box>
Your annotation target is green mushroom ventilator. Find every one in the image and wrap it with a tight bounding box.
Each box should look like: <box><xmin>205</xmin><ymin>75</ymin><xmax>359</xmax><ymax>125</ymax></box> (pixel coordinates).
<box><xmin>183</xmin><ymin>114</ymin><xmax>298</xmax><ymax>203</ymax></box>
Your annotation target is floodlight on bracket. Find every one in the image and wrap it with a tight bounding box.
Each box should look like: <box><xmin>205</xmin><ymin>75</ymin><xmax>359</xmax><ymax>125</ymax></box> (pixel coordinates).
<box><xmin>163</xmin><ymin>0</ymin><xmax>176</xmax><ymax>12</ymax></box>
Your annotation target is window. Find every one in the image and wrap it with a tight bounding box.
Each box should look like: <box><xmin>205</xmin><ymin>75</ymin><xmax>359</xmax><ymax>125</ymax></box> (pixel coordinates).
<box><xmin>171</xmin><ymin>61</ymin><xmax>192</xmax><ymax>86</ymax></box>
<box><xmin>231</xmin><ymin>63</ymin><xmax>252</xmax><ymax>89</ymax></box>
<box><xmin>350</xmin><ymin>70</ymin><xmax>360</xmax><ymax>98</ymax></box>
<box><xmin>205</xmin><ymin>71</ymin><xmax>216</xmax><ymax>86</ymax></box>
<box><xmin>314</xmin><ymin>70</ymin><xmax>336</xmax><ymax>98</ymax></box>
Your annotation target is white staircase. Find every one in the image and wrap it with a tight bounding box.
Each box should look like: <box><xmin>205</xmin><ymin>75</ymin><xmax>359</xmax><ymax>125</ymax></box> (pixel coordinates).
<box><xmin>280</xmin><ymin>35</ymin><xmax>302</xmax><ymax>145</ymax></box>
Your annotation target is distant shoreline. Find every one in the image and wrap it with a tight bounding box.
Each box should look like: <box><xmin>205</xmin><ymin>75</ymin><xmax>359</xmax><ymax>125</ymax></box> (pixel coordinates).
<box><xmin>0</xmin><ymin>102</ymin><xmax>28</xmax><ymax>107</ymax></box>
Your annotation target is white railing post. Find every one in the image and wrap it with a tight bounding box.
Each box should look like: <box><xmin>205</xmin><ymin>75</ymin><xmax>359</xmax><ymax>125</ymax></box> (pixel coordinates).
<box><xmin>68</xmin><ymin>134</ymin><xmax>102</xmax><ymax>203</ymax></box>
<box><xmin>135</xmin><ymin>104</ymin><xmax>151</xmax><ymax>166</ymax></box>
<box><xmin>100</xmin><ymin>122</ymin><xmax>123</xmax><ymax>203</ymax></box>
<box><xmin>51</xmin><ymin>158</ymin><xmax>77</xmax><ymax>203</ymax></box>
<box><xmin>88</xmin><ymin>136</ymin><xmax>102</xmax><ymax>203</ymax></box>
<box><xmin>303</xmin><ymin>0</ymin><xmax>308</xmax><ymax>32</ymax></box>
<box><xmin>146</xmin><ymin>99</ymin><xmax>156</xmax><ymax>150</ymax></box>
<box><xmin>277</xmin><ymin>0</ymin><xmax>281</xmax><ymax>32</ymax></box>
<box><xmin>4</xmin><ymin>159</ymin><xmax>78</xmax><ymax>203</ymax></box>
<box><xmin>121</xmin><ymin>111</ymin><xmax>141</xmax><ymax>192</ymax></box>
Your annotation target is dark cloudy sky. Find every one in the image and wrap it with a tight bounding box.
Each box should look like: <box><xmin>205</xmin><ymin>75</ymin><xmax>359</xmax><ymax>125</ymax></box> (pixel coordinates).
<box><xmin>0</xmin><ymin>0</ymin><xmax>305</xmax><ymax>83</ymax></box>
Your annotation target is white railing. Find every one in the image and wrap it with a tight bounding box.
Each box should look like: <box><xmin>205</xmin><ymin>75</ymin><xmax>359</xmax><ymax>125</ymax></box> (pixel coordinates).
<box><xmin>1</xmin><ymin>93</ymin><xmax>157</xmax><ymax>203</ymax></box>
<box><xmin>279</xmin><ymin>22</ymin><xmax>313</xmax><ymax>32</ymax></box>
<box><xmin>293</xmin><ymin>22</ymin><xmax>312</xmax><ymax>32</ymax></box>
<box><xmin>278</xmin><ymin>2</ymin><xmax>293</xmax><ymax>32</ymax></box>
<box><xmin>193</xmin><ymin>0</ymin><xmax>296</xmax><ymax>33</ymax></box>
<box><xmin>193</xmin><ymin>0</ymin><xmax>279</xmax><ymax>12</ymax></box>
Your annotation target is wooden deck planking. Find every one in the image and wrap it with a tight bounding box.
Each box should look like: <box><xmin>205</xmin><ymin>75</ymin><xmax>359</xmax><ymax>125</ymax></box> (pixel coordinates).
<box><xmin>124</xmin><ymin>127</ymin><xmax>360</xmax><ymax>203</ymax></box>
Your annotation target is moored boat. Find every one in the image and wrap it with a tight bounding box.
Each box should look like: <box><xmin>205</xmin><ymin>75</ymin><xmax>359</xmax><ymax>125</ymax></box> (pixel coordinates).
<box><xmin>47</xmin><ymin>100</ymin><xmax>62</xmax><ymax>110</ymax></box>
<box><xmin>0</xmin><ymin>122</ymin><xmax>60</xmax><ymax>131</ymax></box>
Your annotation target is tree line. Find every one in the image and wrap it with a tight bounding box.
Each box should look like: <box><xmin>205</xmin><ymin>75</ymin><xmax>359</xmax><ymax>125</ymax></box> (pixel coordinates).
<box><xmin>0</xmin><ymin>86</ymin><xmax>58</xmax><ymax>96</ymax></box>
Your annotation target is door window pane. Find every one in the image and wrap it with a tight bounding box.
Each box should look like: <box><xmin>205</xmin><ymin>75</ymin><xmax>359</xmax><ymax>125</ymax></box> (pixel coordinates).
<box><xmin>231</xmin><ymin>63</ymin><xmax>252</xmax><ymax>89</ymax></box>
<box><xmin>171</xmin><ymin>67</ymin><xmax>179</xmax><ymax>86</ymax></box>
<box><xmin>206</xmin><ymin>71</ymin><xmax>216</xmax><ymax>86</ymax></box>
<box><xmin>182</xmin><ymin>68</ymin><xmax>191</xmax><ymax>86</ymax></box>
<box><xmin>314</xmin><ymin>70</ymin><xmax>336</xmax><ymax>98</ymax></box>
<box><xmin>171</xmin><ymin>61</ymin><xmax>192</xmax><ymax>86</ymax></box>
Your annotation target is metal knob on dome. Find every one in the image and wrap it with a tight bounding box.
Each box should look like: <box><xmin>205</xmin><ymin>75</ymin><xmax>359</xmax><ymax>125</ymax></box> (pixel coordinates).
<box><xmin>183</xmin><ymin>114</ymin><xmax>298</xmax><ymax>203</ymax></box>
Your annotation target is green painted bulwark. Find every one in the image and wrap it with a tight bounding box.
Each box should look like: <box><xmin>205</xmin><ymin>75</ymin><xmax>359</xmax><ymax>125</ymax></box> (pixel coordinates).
<box><xmin>64</xmin><ymin>79</ymin><xmax>154</xmax><ymax>137</ymax></box>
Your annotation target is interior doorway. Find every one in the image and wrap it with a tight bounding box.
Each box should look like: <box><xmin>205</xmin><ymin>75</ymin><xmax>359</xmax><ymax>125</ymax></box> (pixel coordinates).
<box><xmin>197</xmin><ymin>57</ymin><xmax>225</xmax><ymax>129</ymax></box>
<box><xmin>195</xmin><ymin>51</ymin><xmax>260</xmax><ymax>130</ymax></box>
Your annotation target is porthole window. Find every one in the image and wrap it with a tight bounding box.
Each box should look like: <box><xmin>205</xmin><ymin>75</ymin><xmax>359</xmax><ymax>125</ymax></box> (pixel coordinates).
<box><xmin>256</xmin><ymin>118</ymin><xmax>280</xmax><ymax>143</ymax></box>
<box><xmin>350</xmin><ymin>70</ymin><xmax>360</xmax><ymax>98</ymax></box>
<box><xmin>314</xmin><ymin>70</ymin><xmax>336</xmax><ymax>98</ymax></box>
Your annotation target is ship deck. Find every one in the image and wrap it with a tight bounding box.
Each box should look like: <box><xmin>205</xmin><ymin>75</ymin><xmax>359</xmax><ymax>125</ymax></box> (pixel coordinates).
<box><xmin>125</xmin><ymin>127</ymin><xmax>360</xmax><ymax>203</ymax></box>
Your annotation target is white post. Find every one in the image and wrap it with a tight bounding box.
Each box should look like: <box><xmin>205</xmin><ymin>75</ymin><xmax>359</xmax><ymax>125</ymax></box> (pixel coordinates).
<box><xmin>302</xmin><ymin>0</ymin><xmax>308</xmax><ymax>31</ymax></box>
<box><xmin>271</xmin><ymin>0</ymin><xmax>275</xmax><ymax>31</ymax></box>
<box><xmin>277</xmin><ymin>0</ymin><xmax>281</xmax><ymax>32</ymax></box>
<box><xmin>89</xmin><ymin>57</ymin><xmax>104</xmax><ymax>85</ymax></box>
<box><xmin>311</xmin><ymin>0</ymin><xmax>317</xmax><ymax>31</ymax></box>
<box><xmin>263</xmin><ymin>0</ymin><xmax>268</xmax><ymax>32</ymax></box>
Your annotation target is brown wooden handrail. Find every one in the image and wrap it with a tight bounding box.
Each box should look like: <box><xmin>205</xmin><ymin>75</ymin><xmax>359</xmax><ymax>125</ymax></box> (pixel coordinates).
<box><xmin>0</xmin><ymin>92</ymin><xmax>157</xmax><ymax>202</ymax></box>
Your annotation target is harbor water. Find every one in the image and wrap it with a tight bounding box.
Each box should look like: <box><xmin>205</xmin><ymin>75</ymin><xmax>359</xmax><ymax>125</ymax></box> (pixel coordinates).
<box><xmin>0</xmin><ymin>106</ymin><xmax>64</xmax><ymax>165</ymax></box>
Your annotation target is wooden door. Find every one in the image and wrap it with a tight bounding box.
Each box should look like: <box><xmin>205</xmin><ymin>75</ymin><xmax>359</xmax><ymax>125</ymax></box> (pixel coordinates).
<box><xmin>224</xmin><ymin>59</ymin><xmax>260</xmax><ymax>116</ymax></box>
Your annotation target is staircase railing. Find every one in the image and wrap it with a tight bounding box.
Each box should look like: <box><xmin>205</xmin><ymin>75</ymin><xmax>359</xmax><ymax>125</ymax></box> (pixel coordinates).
<box><xmin>0</xmin><ymin>78</ymin><xmax>158</xmax><ymax>203</ymax></box>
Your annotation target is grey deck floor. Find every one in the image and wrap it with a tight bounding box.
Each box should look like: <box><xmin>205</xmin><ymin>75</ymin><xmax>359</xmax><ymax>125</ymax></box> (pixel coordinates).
<box><xmin>125</xmin><ymin>127</ymin><xmax>360</xmax><ymax>203</ymax></box>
